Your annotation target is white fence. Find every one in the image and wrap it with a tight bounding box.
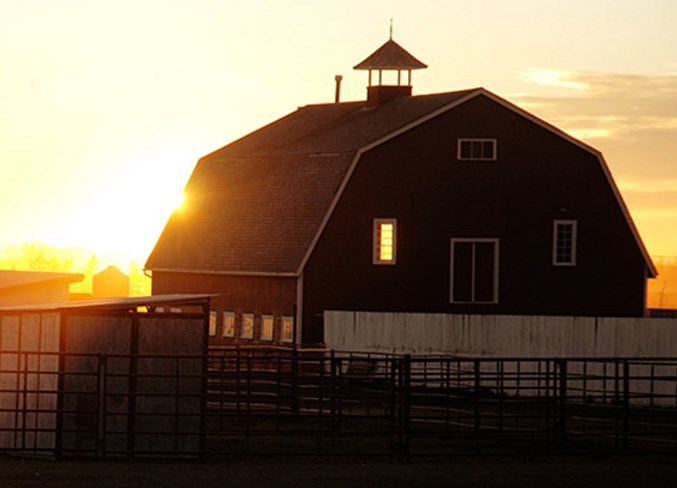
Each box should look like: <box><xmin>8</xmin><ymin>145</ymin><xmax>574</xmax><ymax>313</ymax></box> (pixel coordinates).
<box><xmin>324</xmin><ymin>311</ymin><xmax>677</xmax><ymax>357</ymax></box>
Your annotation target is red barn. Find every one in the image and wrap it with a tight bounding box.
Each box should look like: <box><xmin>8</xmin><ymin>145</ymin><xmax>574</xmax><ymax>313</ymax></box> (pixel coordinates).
<box><xmin>146</xmin><ymin>38</ymin><xmax>656</xmax><ymax>347</ymax></box>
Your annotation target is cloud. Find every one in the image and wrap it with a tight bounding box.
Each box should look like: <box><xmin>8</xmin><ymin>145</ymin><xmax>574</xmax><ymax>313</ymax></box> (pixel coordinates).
<box><xmin>515</xmin><ymin>70</ymin><xmax>677</xmax><ymax>140</ymax></box>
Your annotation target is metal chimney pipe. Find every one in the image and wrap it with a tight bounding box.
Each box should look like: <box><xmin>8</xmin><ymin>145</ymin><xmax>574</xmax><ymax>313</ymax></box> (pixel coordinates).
<box><xmin>334</xmin><ymin>74</ymin><xmax>343</xmax><ymax>103</ymax></box>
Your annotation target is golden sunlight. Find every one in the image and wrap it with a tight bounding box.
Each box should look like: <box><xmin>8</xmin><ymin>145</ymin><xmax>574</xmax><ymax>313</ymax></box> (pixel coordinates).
<box><xmin>520</xmin><ymin>69</ymin><xmax>588</xmax><ymax>91</ymax></box>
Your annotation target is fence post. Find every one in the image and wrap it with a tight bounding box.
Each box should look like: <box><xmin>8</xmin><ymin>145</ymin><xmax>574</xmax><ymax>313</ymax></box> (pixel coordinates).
<box><xmin>622</xmin><ymin>360</ymin><xmax>630</xmax><ymax>451</ymax></box>
<box><xmin>397</xmin><ymin>354</ymin><xmax>411</xmax><ymax>463</ymax></box>
<box><xmin>96</xmin><ymin>354</ymin><xmax>107</xmax><ymax>458</ymax></box>
<box><xmin>291</xmin><ymin>347</ymin><xmax>299</xmax><ymax>415</ymax></box>
<box><xmin>557</xmin><ymin>359</ymin><xmax>567</xmax><ymax>445</ymax></box>
<box><xmin>474</xmin><ymin>359</ymin><xmax>481</xmax><ymax>434</ymax></box>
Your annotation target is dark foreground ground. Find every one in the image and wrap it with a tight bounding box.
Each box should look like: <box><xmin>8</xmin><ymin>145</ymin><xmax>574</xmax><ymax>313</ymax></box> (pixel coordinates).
<box><xmin>2</xmin><ymin>455</ymin><xmax>677</xmax><ymax>488</ymax></box>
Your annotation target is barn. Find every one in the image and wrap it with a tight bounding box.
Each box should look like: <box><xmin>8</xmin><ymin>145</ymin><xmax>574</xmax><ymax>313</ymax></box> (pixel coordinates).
<box><xmin>146</xmin><ymin>37</ymin><xmax>656</xmax><ymax>348</ymax></box>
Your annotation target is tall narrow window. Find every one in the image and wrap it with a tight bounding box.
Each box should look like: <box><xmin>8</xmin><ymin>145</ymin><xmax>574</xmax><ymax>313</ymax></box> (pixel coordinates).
<box><xmin>553</xmin><ymin>220</ymin><xmax>577</xmax><ymax>266</ymax></box>
<box><xmin>281</xmin><ymin>316</ymin><xmax>294</xmax><ymax>343</ymax></box>
<box><xmin>373</xmin><ymin>218</ymin><xmax>397</xmax><ymax>265</ymax></box>
<box><xmin>222</xmin><ymin>312</ymin><xmax>235</xmax><ymax>338</ymax></box>
<box><xmin>457</xmin><ymin>138</ymin><xmax>497</xmax><ymax>161</ymax></box>
<box><xmin>241</xmin><ymin>313</ymin><xmax>254</xmax><ymax>339</ymax></box>
<box><xmin>261</xmin><ymin>315</ymin><xmax>274</xmax><ymax>341</ymax></box>
<box><xmin>208</xmin><ymin>311</ymin><xmax>218</xmax><ymax>336</ymax></box>
<box><xmin>450</xmin><ymin>239</ymin><xmax>499</xmax><ymax>303</ymax></box>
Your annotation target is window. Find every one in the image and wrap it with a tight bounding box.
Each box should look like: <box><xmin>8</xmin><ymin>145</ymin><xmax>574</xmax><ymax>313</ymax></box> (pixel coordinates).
<box><xmin>281</xmin><ymin>316</ymin><xmax>294</xmax><ymax>343</ymax></box>
<box><xmin>222</xmin><ymin>312</ymin><xmax>235</xmax><ymax>337</ymax></box>
<box><xmin>553</xmin><ymin>220</ymin><xmax>577</xmax><ymax>266</ymax></box>
<box><xmin>450</xmin><ymin>239</ymin><xmax>499</xmax><ymax>303</ymax></box>
<box><xmin>208</xmin><ymin>311</ymin><xmax>218</xmax><ymax>336</ymax></box>
<box><xmin>373</xmin><ymin>218</ymin><xmax>397</xmax><ymax>264</ymax></box>
<box><xmin>241</xmin><ymin>313</ymin><xmax>254</xmax><ymax>339</ymax></box>
<box><xmin>457</xmin><ymin>138</ymin><xmax>497</xmax><ymax>161</ymax></box>
<box><xmin>261</xmin><ymin>315</ymin><xmax>274</xmax><ymax>341</ymax></box>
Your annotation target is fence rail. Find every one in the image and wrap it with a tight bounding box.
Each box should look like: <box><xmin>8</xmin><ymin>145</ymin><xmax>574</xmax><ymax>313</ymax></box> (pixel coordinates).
<box><xmin>4</xmin><ymin>347</ymin><xmax>677</xmax><ymax>459</ymax></box>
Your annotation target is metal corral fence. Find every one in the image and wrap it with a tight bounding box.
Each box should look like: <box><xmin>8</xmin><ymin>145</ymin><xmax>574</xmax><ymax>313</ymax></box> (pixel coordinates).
<box><xmin>0</xmin><ymin>350</ymin><xmax>204</xmax><ymax>459</ymax></box>
<box><xmin>206</xmin><ymin>347</ymin><xmax>677</xmax><ymax>460</ymax></box>
<box><xmin>5</xmin><ymin>347</ymin><xmax>677</xmax><ymax>460</ymax></box>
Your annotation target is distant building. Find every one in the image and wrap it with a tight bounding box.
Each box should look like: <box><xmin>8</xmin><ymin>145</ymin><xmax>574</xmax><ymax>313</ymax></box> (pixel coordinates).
<box><xmin>92</xmin><ymin>265</ymin><xmax>130</xmax><ymax>298</ymax></box>
<box><xmin>0</xmin><ymin>270</ymin><xmax>84</xmax><ymax>307</ymax></box>
<box><xmin>146</xmin><ymin>36</ymin><xmax>656</xmax><ymax>347</ymax></box>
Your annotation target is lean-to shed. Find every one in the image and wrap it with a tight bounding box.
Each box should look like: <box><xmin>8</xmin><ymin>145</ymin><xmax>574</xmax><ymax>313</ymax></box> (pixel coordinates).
<box><xmin>0</xmin><ymin>294</ymin><xmax>210</xmax><ymax>458</ymax></box>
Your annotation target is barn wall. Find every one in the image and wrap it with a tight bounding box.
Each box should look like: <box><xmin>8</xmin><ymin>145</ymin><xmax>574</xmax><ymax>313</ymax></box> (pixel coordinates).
<box><xmin>325</xmin><ymin>311</ymin><xmax>677</xmax><ymax>357</ymax></box>
<box><xmin>304</xmin><ymin>95</ymin><xmax>648</xmax><ymax>344</ymax></box>
<box><xmin>152</xmin><ymin>271</ymin><xmax>297</xmax><ymax>345</ymax></box>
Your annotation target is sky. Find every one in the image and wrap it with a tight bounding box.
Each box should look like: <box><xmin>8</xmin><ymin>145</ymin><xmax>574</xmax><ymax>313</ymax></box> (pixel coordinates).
<box><xmin>1</xmin><ymin>0</ymin><xmax>676</xmax><ymax>269</ymax></box>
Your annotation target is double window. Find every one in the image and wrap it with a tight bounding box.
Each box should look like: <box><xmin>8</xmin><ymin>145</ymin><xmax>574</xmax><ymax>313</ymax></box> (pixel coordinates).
<box><xmin>450</xmin><ymin>239</ymin><xmax>499</xmax><ymax>303</ymax></box>
<box><xmin>553</xmin><ymin>220</ymin><xmax>577</xmax><ymax>266</ymax></box>
<box><xmin>457</xmin><ymin>138</ymin><xmax>497</xmax><ymax>161</ymax></box>
<box><xmin>373</xmin><ymin>218</ymin><xmax>397</xmax><ymax>265</ymax></box>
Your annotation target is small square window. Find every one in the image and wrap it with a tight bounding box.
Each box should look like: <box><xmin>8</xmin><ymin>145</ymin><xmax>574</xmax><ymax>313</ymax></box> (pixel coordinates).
<box><xmin>208</xmin><ymin>311</ymin><xmax>218</xmax><ymax>336</ymax></box>
<box><xmin>241</xmin><ymin>313</ymin><xmax>254</xmax><ymax>339</ymax></box>
<box><xmin>281</xmin><ymin>316</ymin><xmax>294</xmax><ymax>343</ymax></box>
<box><xmin>373</xmin><ymin>218</ymin><xmax>397</xmax><ymax>265</ymax></box>
<box><xmin>222</xmin><ymin>312</ymin><xmax>235</xmax><ymax>337</ymax></box>
<box><xmin>457</xmin><ymin>138</ymin><xmax>497</xmax><ymax>161</ymax></box>
<box><xmin>261</xmin><ymin>315</ymin><xmax>274</xmax><ymax>341</ymax></box>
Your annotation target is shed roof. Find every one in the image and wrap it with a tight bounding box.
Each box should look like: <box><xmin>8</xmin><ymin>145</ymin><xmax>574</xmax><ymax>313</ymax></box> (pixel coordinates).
<box><xmin>0</xmin><ymin>270</ymin><xmax>83</xmax><ymax>292</ymax></box>
<box><xmin>0</xmin><ymin>294</ymin><xmax>213</xmax><ymax>313</ymax></box>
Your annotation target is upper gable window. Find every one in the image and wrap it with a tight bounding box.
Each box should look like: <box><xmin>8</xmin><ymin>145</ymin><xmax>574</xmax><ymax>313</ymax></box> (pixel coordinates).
<box><xmin>458</xmin><ymin>139</ymin><xmax>497</xmax><ymax>161</ymax></box>
<box><xmin>373</xmin><ymin>218</ymin><xmax>397</xmax><ymax>265</ymax></box>
<box><xmin>553</xmin><ymin>220</ymin><xmax>577</xmax><ymax>266</ymax></box>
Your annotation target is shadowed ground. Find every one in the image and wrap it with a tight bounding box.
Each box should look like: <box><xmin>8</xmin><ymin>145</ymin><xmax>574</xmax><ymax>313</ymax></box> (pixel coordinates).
<box><xmin>2</xmin><ymin>455</ymin><xmax>677</xmax><ymax>488</ymax></box>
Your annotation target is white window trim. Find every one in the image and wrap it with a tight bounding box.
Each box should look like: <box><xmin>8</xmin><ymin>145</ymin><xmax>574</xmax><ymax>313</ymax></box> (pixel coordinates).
<box><xmin>457</xmin><ymin>138</ymin><xmax>498</xmax><ymax>161</ymax></box>
<box><xmin>280</xmin><ymin>316</ymin><xmax>294</xmax><ymax>343</ymax></box>
<box><xmin>449</xmin><ymin>238</ymin><xmax>500</xmax><ymax>304</ymax></box>
<box><xmin>553</xmin><ymin>220</ymin><xmax>578</xmax><ymax>266</ymax></box>
<box><xmin>261</xmin><ymin>315</ymin><xmax>274</xmax><ymax>341</ymax></box>
<box><xmin>222</xmin><ymin>311</ymin><xmax>235</xmax><ymax>337</ymax></box>
<box><xmin>373</xmin><ymin>218</ymin><xmax>397</xmax><ymax>265</ymax></box>
<box><xmin>208</xmin><ymin>311</ymin><xmax>218</xmax><ymax>336</ymax></box>
<box><xmin>241</xmin><ymin>313</ymin><xmax>254</xmax><ymax>339</ymax></box>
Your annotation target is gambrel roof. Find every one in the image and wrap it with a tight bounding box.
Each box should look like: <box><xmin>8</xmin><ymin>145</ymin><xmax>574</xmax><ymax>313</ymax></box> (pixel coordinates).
<box><xmin>145</xmin><ymin>88</ymin><xmax>657</xmax><ymax>278</ymax></box>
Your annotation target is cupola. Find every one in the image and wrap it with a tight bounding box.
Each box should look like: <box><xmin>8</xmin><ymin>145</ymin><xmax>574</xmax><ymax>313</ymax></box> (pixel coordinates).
<box><xmin>353</xmin><ymin>27</ymin><xmax>427</xmax><ymax>106</ymax></box>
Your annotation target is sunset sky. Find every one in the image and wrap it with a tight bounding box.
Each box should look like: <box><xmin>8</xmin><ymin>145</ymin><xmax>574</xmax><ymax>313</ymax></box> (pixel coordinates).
<box><xmin>1</xmin><ymin>0</ymin><xmax>676</xmax><ymax>269</ymax></box>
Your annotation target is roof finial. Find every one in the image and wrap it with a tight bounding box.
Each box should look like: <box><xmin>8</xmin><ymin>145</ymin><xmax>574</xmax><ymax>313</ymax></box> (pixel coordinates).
<box><xmin>389</xmin><ymin>18</ymin><xmax>393</xmax><ymax>40</ymax></box>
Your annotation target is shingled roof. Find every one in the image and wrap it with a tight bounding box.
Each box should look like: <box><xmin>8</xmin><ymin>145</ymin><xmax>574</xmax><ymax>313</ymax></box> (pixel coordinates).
<box><xmin>146</xmin><ymin>90</ymin><xmax>476</xmax><ymax>275</ymax></box>
<box><xmin>146</xmin><ymin>87</ymin><xmax>656</xmax><ymax>278</ymax></box>
<box><xmin>353</xmin><ymin>39</ymin><xmax>427</xmax><ymax>70</ymax></box>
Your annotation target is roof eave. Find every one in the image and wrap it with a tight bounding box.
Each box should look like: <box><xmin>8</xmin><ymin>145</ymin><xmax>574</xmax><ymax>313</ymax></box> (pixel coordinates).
<box><xmin>146</xmin><ymin>267</ymin><xmax>299</xmax><ymax>279</ymax></box>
